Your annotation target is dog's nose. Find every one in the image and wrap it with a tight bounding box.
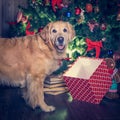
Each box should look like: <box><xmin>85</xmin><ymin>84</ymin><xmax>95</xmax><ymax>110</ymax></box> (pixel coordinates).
<box><xmin>58</xmin><ymin>37</ymin><xmax>64</xmax><ymax>44</ymax></box>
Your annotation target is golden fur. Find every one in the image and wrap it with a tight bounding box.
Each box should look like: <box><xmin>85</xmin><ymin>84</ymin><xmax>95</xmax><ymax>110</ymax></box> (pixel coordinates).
<box><xmin>0</xmin><ymin>21</ymin><xmax>75</xmax><ymax>112</ymax></box>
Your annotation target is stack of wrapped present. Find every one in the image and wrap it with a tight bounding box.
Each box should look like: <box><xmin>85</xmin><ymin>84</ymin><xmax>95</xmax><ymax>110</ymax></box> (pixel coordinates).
<box><xmin>44</xmin><ymin>75</ymin><xmax>68</xmax><ymax>95</ymax></box>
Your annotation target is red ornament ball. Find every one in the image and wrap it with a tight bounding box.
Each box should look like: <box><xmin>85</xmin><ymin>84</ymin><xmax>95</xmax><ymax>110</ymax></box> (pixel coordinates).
<box><xmin>100</xmin><ymin>23</ymin><xmax>107</xmax><ymax>30</ymax></box>
<box><xmin>44</xmin><ymin>0</ymin><xmax>50</xmax><ymax>5</ymax></box>
<box><xmin>113</xmin><ymin>52</ymin><xmax>120</xmax><ymax>61</ymax></box>
<box><xmin>75</xmin><ymin>7</ymin><xmax>81</xmax><ymax>15</ymax></box>
<box><xmin>86</xmin><ymin>3</ymin><xmax>93</xmax><ymax>13</ymax></box>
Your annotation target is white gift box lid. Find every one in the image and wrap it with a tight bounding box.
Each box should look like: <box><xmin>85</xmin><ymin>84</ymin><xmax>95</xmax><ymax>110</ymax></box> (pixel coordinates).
<box><xmin>64</xmin><ymin>57</ymin><xmax>103</xmax><ymax>79</ymax></box>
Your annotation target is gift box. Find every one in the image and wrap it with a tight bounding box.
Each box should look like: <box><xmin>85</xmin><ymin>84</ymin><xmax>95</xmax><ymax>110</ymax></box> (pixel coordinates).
<box><xmin>63</xmin><ymin>57</ymin><xmax>112</xmax><ymax>104</ymax></box>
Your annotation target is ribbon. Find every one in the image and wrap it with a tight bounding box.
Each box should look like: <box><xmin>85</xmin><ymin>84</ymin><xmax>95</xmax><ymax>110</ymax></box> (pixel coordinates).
<box><xmin>86</xmin><ymin>38</ymin><xmax>103</xmax><ymax>58</ymax></box>
<box><xmin>7</xmin><ymin>21</ymin><xmax>17</xmax><ymax>25</ymax></box>
<box><xmin>51</xmin><ymin>0</ymin><xmax>62</xmax><ymax>12</ymax></box>
<box><xmin>25</xmin><ymin>21</ymin><xmax>35</xmax><ymax>35</ymax></box>
<box><xmin>57</xmin><ymin>57</ymin><xmax>71</xmax><ymax>66</ymax></box>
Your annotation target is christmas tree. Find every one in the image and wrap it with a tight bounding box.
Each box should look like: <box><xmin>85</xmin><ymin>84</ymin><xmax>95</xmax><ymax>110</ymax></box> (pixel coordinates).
<box><xmin>8</xmin><ymin>0</ymin><xmax>120</xmax><ymax>60</ymax></box>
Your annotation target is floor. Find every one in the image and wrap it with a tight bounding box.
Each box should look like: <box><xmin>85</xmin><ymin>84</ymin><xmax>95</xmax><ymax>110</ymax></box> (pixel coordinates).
<box><xmin>0</xmin><ymin>85</ymin><xmax>120</xmax><ymax>120</ymax></box>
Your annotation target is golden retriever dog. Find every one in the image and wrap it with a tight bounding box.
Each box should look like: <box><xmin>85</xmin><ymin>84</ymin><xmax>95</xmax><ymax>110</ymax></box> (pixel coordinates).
<box><xmin>0</xmin><ymin>21</ymin><xmax>75</xmax><ymax>112</ymax></box>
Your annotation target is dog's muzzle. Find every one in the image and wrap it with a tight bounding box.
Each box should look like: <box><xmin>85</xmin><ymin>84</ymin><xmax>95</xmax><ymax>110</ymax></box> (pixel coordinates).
<box><xmin>55</xmin><ymin>36</ymin><xmax>66</xmax><ymax>52</ymax></box>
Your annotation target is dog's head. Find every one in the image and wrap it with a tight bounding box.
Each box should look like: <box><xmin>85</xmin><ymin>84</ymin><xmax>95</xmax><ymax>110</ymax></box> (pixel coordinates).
<box><xmin>40</xmin><ymin>21</ymin><xmax>75</xmax><ymax>53</ymax></box>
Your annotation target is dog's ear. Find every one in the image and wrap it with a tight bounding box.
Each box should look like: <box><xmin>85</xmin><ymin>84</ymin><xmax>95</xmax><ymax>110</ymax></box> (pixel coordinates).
<box><xmin>67</xmin><ymin>22</ymin><xmax>75</xmax><ymax>41</ymax></box>
<box><xmin>40</xmin><ymin>22</ymin><xmax>53</xmax><ymax>42</ymax></box>
<box><xmin>40</xmin><ymin>22</ymin><xmax>54</xmax><ymax>50</ymax></box>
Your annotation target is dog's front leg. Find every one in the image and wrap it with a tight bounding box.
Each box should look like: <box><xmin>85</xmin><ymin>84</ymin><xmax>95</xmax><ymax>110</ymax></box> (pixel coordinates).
<box><xmin>23</xmin><ymin>74</ymin><xmax>55</xmax><ymax>112</ymax></box>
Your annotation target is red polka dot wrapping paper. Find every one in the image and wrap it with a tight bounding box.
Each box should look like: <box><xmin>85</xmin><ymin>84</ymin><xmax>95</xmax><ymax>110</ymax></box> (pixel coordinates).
<box><xmin>63</xmin><ymin>57</ymin><xmax>112</xmax><ymax>104</ymax></box>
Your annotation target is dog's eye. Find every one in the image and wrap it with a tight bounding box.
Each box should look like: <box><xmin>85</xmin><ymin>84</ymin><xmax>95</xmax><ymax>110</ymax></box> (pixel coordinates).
<box><xmin>63</xmin><ymin>28</ymin><xmax>67</xmax><ymax>32</ymax></box>
<box><xmin>52</xmin><ymin>29</ymin><xmax>57</xmax><ymax>33</ymax></box>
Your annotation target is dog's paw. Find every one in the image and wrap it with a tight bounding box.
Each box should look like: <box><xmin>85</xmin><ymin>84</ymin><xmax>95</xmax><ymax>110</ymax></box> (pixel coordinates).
<box><xmin>43</xmin><ymin>105</ymin><xmax>55</xmax><ymax>112</ymax></box>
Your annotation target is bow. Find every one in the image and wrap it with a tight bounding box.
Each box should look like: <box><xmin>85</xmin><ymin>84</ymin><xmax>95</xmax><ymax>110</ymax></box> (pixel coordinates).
<box><xmin>86</xmin><ymin>38</ymin><xmax>103</xmax><ymax>58</ymax></box>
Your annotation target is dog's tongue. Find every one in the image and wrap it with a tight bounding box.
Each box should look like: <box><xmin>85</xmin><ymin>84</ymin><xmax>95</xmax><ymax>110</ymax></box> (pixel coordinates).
<box><xmin>58</xmin><ymin>45</ymin><xmax>64</xmax><ymax>50</ymax></box>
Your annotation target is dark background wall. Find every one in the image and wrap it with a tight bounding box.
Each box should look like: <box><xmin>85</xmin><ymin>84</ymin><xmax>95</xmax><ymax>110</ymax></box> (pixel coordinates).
<box><xmin>0</xmin><ymin>0</ymin><xmax>27</xmax><ymax>37</ymax></box>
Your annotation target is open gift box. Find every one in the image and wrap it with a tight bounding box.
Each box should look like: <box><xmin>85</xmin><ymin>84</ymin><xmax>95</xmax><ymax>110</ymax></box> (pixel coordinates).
<box><xmin>63</xmin><ymin>57</ymin><xmax>112</xmax><ymax>104</ymax></box>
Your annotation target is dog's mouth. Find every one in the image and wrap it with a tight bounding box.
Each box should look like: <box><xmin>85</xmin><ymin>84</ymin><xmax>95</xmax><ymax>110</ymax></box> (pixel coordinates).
<box><xmin>54</xmin><ymin>37</ymin><xmax>66</xmax><ymax>53</ymax></box>
<box><xmin>56</xmin><ymin>44</ymin><xmax>65</xmax><ymax>50</ymax></box>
